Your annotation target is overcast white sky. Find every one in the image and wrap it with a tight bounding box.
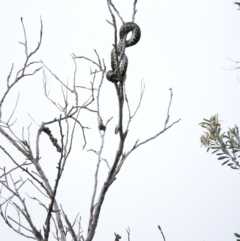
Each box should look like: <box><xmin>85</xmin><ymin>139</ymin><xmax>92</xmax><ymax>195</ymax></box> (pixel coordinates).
<box><xmin>1</xmin><ymin>1</ymin><xmax>240</xmax><ymax>241</ymax></box>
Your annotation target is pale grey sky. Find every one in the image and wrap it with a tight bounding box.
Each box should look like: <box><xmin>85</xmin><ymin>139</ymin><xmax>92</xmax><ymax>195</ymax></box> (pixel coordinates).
<box><xmin>0</xmin><ymin>1</ymin><xmax>240</xmax><ymax>241</ymax></box>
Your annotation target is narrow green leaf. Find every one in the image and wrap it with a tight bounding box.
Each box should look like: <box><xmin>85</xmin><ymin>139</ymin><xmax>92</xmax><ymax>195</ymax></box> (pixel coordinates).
<box><xmin>200</xmin><ymin>122</ymin><xmax>210</xmax><ymax>127</ymax></box>
<box><xmin>203</xmin><ymin>118</ymin><xmax>210</xmax><ymax>122</ymax></box>
<box><xmin>222</xmin><ymin>160</ymin><xmax>230</xmax><ymax>166</ymax></box>
<box><xmin>234</xmin><ymin>233</ymin><xmax>240</xmax><ymax>238</ymax></box>
<box><xmin>218</xmin><ymin>156</ymin><xmax>228</xmax><ymax>160</ymax></box>
<box><xmin>230</xmin><ymin>128</ymin><xmax>236</xmax><ymax>135</ymax></box>
<box><xmin>212</xmin><ymin>149</ymin><xmax>219</xmax><ymax>154</ymax></box>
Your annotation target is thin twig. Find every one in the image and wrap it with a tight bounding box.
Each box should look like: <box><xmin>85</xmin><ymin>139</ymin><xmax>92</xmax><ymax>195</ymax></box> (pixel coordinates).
<box><xmin>42</xmin><ymin>62</ymin><xmax>73</xmax><ymax>93</ymax></box>
<box><xmin>7</xmin><ymin>216</ymin><xmax>33</xmax><ymax>233</ymax></box>
<box><xmin>132</xmin><ymin>0</ymin><xmax>138</xmax><ymax>22</ymax></box>
<box><xmin>87</xmin><ymin>67</ymin><xmax>106</xmax><ymax>234</ymax></box>
<box><xmin>75</xmin><ymin>85</ymin><xmax>97</xmax><ymax>91</ymax></box>
<box><xmin>0</xmin><ymin>145</ymin><xmax>49</xmax><ymax>194</ymax></box>
<box><xmin>0</xmin><ymin>17</ymin><xmax>43</xmax><ymax>121</ymax></box>
<box><xmin>126</xmin><ymin>227</ymin><xmax>130</xmax><ymax>241</ymax></box>
<box><xmin>6</xmin><ymin>64</ymin><xmax>14</xmax><ymax>88</ymax></box>
<box><xmin>164</xmin><ymin>88</ymin><xmax>173</xmax><ymax>129</ymax></box>
<box><xmin>7</xmin><ymin>93</ymin><xmax>20</xmax><ymax>125</ymax></box>
<box><xmin>158</xmin><ymin>225</ymin><xmax>166</xmax><ymax>241</ymax></box>
<box><xmin>125</xmin><ymin>79</ymin><xmax>145</xmax><ymax>131</ymax></box>
<box><xmin>108</xmin><ymin>0</ymin><xmax>124</xmax><ymax>24</ymax></box>
<box><xmin>114</xmin><ymin>88</ymin><xmax>180</xmax><ymax>176</ymax></box>
<box><xmin>61</xmin><ymin>205</ymin><xmax>78</xmax><ymax>241</ymax></box>
<box><xmin>0</xmin><ymin>161</ymin><xmax>30</xmax><ymax>179</ymax></box>
<box><xmin>72</xmin><ymin>54</ymin><xmax>100</xmax><ymax>69</ymax></box>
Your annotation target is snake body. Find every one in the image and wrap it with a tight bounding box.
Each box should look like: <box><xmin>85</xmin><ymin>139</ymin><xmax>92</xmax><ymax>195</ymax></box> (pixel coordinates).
<box><xmin>106</xmin><ymin>22</ymin><xmax>141</xmax><ymax>83</ymax></box>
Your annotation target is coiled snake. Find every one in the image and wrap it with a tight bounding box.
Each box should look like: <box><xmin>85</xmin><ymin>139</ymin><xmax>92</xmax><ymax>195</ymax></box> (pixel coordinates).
<box><xmin>106</xmin><ymin>22</ymin><xmax>141</xmax><ymax>83</ymax></box>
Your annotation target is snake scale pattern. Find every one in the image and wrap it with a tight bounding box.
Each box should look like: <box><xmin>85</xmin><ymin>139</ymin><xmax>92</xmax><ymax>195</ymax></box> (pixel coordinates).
<box><xmin>106</xmin><ymin>22</ymin><xmax>141</xmax><ymax>83</ymax></box>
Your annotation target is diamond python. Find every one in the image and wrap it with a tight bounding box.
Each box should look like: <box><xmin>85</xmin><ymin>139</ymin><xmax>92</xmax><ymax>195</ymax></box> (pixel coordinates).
<box><xmin>106</xmin><ymin>22</ymin><xmax>141</xmax><ymax>83</ymax></box>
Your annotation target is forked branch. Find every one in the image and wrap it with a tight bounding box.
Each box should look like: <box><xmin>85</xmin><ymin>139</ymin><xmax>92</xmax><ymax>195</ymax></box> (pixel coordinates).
<box><xmin>0</xmin><ymin>17</ymin><xmax>43</xmax><ymax>121</ymax></box>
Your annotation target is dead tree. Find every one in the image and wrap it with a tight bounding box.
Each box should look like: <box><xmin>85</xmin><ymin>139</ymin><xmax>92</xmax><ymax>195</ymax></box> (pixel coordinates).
<box><xmin>0</xmin><ymin>1</ymin><xmax>180</xmax><ymax>241</ymax></box>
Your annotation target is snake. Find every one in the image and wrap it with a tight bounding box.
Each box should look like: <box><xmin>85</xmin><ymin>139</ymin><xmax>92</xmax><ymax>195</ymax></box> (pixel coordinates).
<box><xmin>106</xmin><ymin>22</ymin><xmax>141</xmax><ymax>83</ymax></box>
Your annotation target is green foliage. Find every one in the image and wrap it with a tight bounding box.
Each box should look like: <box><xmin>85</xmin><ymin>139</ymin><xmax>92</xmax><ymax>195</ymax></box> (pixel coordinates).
<box><xmin>234</xmin><ymin>232</ymin><xmax>240</xmax><ymax>241</ymax></box>
<box><xmin>199</xmin><ymin>114</ymin><xmax>240</xmax><ymax>170</ymax></box>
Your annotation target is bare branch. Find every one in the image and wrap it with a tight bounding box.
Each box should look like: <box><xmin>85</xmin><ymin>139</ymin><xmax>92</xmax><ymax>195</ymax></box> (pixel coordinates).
<box><xmin>42</xmin><ymin>61</ymin><xmax>73</xmax><ymax>93</ymax></box>
<box><xmin>72</xmin><ymin>54</ymin><xmax>100</xmax><ymax>69</ymax></box>
<box><xmin>25</xmin><ymin>192</ymin><xmax>48</xmax><ymax>211</ymax></box>
<box><xmin>132</xmin><ymin>0</ymin><xmax>138</xmax><ymax>22</ymax></box>
<box><xmin>164</xmin><ymin>88</ymin><xmax>173</xmax><ymax>129</ymax></box>
<box><xmin>7</xmin><ymin>64</ymin><xmax>14</xmax><ymax>88</ymax></box>
<box><xmin>72</xmin><ymin>56</ymin><xmax>79</xmax><ymax>106</ymax></box>
<box><xmin>126</xmin><ymin>227</ymin><xmax>130</xmax><ymax>241</ymax></box>
<box><xmin>158</xmin><ymin>225</ymin><xmax>166</xmax><ymax>241</ymax></box>
<box><xmin>52</xmin><ymin>216</ymin><xmax>60</xmax><ymax>241</ymax></box>
<box><xmin>114</xmin><ymin>89</ymin><xmax>180</xmax><ymax>177</ymax></box>
<box><xmin>9</xmin><ymin>174</ymin><xmax>43</xmax><ymax>240</ymax></box>
<box><xmin>101</xmin><ymin>157</ymin><xmax>110</xmax><ymax>170</ymax></box>
<box><xmin>1</xmin><ymin>174</ymin><xmax>43</xmax><ymax>240</ymax></box>
<box><xmin>42</xmin><ymin>69</ymin><xmax>63</xmax><ymax>111</ymax></box>
<box><xmin>94</xmin><ymin>49</ymin><xmax>103</xmax><ymax>70</ymax></box>
<box><xmin>131</xmin><ymin>79</ymin><xmax>145</xmax><ymax>118</ymax></box>
<box><xmin>44</xmin><ymin>164</ymin><xmax>62</xmax><ymax>240</ymax></box>
<box><xmin>0</xmin><ymin>178</ymin><xmax>25</xmax><ymax>207</ymax></box>
<box><xmin>28</xmin><ymin>113</ymin><xmax>40</xmax><ymax>127</ymax></box>
<box><xmin>226</xmin><ymin>56</ymin><xmax>240</xmax><ymax>64</ymax></box>
<box><xmin>108</xmin><ymin>0</ymin><xmax>124</xmax><ymax>24</ymax></box>
<box><xmin>125</xmin><ymin>79</ymin><xmax>145</xmax><ymax>131</ymax></box>
<box><xmin>87</xmin><ymin>66</ymin><xmax>106</xmax><ymax>234</ymax></box>
<box><xmin>43</xmin><ymin>119</ymin><xmax>65</xmax><ymax>241</ymax></box>
<box><xmin>69</xmin><ymin>116</ymin><xmax>89</xmax><ymax>149</ymax></box>
<box><xmin>0</xmin><ymin>209</ymin><xmax>35</xmax><ymax>240</ymax></box>
<box><xmin>0</xmin><ymin>161</ymin><xmax>30</xmax><ymax>179</ymax></box>
<box><xmin>61</xmin><ymin>205</ymin><xmax>78</xmax><ymax>241</ymax></box>
<box><xmin>120</xmin><ymin>119</ymin><xmax>180</xmax><ymax>167</ymax></box>
<box><xmin>7</xmin><ymin>93</ymin><xmax>20</xmax><ymax>124</ymax></box>
<box><xmin>0</xmin><ymin>5</ymin><xmax>180</xmax><ymax>241</ymax></box>
<box><xmin>87</xmin><ymin>150</ymin><xmax>110</xmax><ymax>170</ymax></box>
<box><xmin>77</xmin><ymin>216</ymin><xmax>84</xmax><ymax>241</ymax></box>
<box><xmin>106</xmin><ymin>19</ymin><xmax>114</xmax><ymax>26</ymax></box>
<box><xmin>0</xmin><ymin>146</ymin><xmax>48</xmax><ymax>193</ymax></box>
<box><xmin>0</xmin><ymin>17</ymin><xmax>43</xmax><ymax>121</ymax></box>
<box><xmin>20</xmin><ymin>17</ymin><xmax>28</xmax><ymax>57</ymax></box>
<box><xmin>75</xmin><ymin>85</ymin><xmax>97</xmax><ymax>91</ymax></box>
<box><xmin>27</xmin><ymin>16</ymin><xmax>43</xmax><ymax>59</ymax></box>
<box><xmin>7</xmin><ymin>216</ymin><xmax>33</xmax><ymax>233</ymax></box>
<box><xmin>27</xmin><ymin>178</ymin><xmax>50</xmax><ymax>199</ymax></box>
